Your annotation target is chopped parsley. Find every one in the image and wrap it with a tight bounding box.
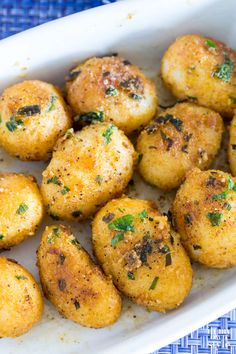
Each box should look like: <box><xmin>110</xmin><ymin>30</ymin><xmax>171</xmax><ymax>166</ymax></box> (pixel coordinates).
<box><xmin>6</xmin><ymin>116</ymin><xmax>24</xmax><ymax>132</ymax></box>
<box><xmin>105</xmin><ymin>86</ymin><xmax>118</xmax><ymax>97</ymax></box>
<box><xmin>46</xmin><ymin>95</ymin><xmax>57</xmax><ymax>112</ymax></box>
<box><xmin>78</xmin><ymin>111</ymin><xmax>104</xmax><ymax>123</ymax></box>
<box><xmin>61</xmin><ymin>186</ymin><xmax>70</xmax><ymax>195</ymax></box>
<box><xmin>223</xmin><ymin>202</ymin><xmax>232</xmax><ymax>211</ymax></box>
<box><xmin>47</xmin><ymin>227</ymin><xmax>60</xmax><ymax>244</ymax></box>
<box><xmin>205</xmin><ymin>39</ymin><xmax>217</xmax><ymax>48</ymax></box>
<box><xmin>212</xmin><ymin>176</ymin><xmax>236</xmax><ymax>200</ymax></box>
<box><xmin>139</xmin><ymin>209</ymin><xmax>147</xmax><ymax>221</ymax></box>
<box><xmin>127</xmin><ymin>271</ymin><xmax>135</xmax><ymax>280</ymax></box>
<box><xmin>0</xmin><ymin>234</ymin><xmax>3</xmax><ymax>240</ymax></box>
<box><xmin>16</xmin><ymin>203</ymin><xmax>28</xmax><ymax>215</ymax></box>
<box><xmin>70</xmin><ymin>238</ymin><xmax>81</xmax><ymax>247</ymax></box>
<box><xmin>47</xmin><ymin>176</ymin><xmax>61</xmax><ymax>185</ymax></box>
<box><xmin>15</xmin><ymin>275</ymin><xmax>27</xmax><ymax>280</ymax></box>
<box><xmin>155</xmin><ymin>114</ymin><xmax>183</xmax><ymax>132</ymax></box>
<box><xmin>111</xmin><ymin>233</ymin><xmax>124</xmax><ymax>246</ymax></box>
<box><xmin>17</xmin><ymin>105</ymin><xmax>40</xmax><ymax>116</ymax></box>
<box><xmin>102</xmin><ymin>124</ymin><xmax>114</xmax><ymax>145</ymax></box>
<box><xmin>212</xmin><ymin>53</ymin><xmax>234</xmax><ymax>82</ymax></box>
<box><xmin>108</xmin><ymin>214</ymin><xmax>135</xmax><ymax>232</ymax></box>
<box><xmin>165</xmin><ymin>253</ymin><xmax>172</xmax><ymax>266</ymax></box>
<box><xmin>95</xmin><ymin>175</ymin><xmax>103</xmax><ymax>185</ymax></box>
<box><xmin>149</xmin><ymin>276</ymin><xmax>159</xmax><ymax>290</ymax></box>
<box><xmin>207</xmin><ymin>211</ymin><xmax>223</xmax><ymax>226</ymax></box>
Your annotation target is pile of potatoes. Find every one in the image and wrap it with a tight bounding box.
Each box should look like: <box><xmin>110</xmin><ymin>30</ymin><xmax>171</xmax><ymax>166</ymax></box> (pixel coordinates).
<box><xmin>0</xmin><ymin>33</ymin><xmax>236</xmax><ymax>337</ymax></box>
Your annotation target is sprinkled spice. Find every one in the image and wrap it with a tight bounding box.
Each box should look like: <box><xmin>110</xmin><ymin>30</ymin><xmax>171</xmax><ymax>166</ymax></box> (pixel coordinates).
<box><xmin>108</xmin><ymin>214</ymin><xmax>135</xmax><ymax>232</ymax></box>
<box><xmin>184</xmin><ymin>133</ymin><xmax>193</xmax><ymax>142</ymax></box>
<box><xmin>15</xmin><ymin>275</ymin><xmax>27</xmax><ymax>280</ymax></box>
<box><xmin>127</xmin><ymin>271</ymin><xmax>135</xmax><ymax>280</ymax></box>
<box><xmin>111</xmin><ymin>233</ymin><xmax>124</xmax><ymax>247</ymax></box>
<box><xmin>47</xmin><ymin>227</ymin><xmax>60</xmax><ymax>244</ymax></box>
<box><xmin>74</xmin><ymin>300</ymin><xmax>80</xmax><ymax>309</ymax></box>
<box><xmin>0</xmin><ymin>234</ymin><xmax>4</xmax><ymax>240</ymax></box>
<box><xmin>129</xmin><ymin>93</ymin><xmax>142</xmax><ymax>100</ymax></box>
<box><xmin>17</xmin><ymin>105</ymin><xmax>41</xmax><ymax>116</ymax></box>
<box><xmin>105</xmin><ymin>86</ymin><xmax>118</xmax><ymax>97</ymax></box>
<box><xmin>205</xmin><ymin>39</ymin><xmax>217</xmax><ymax>48</ymax></box>
<box><xmin>206</xmin><ymin>175</ymin><xmax>216</xmax><ymax>187</ymax></box>
<box><xmin>16</xmin><ymin>203</ymin><xmax>28</xmax><ymax>215</ymax></box>
<box><xmin>146</xmin><ymin>125</ymin><xmax>158</xmax><ymax>134</ymax></box>
<box><xmin>149</xmin><ymin>276</ymin><xmax>159</xmax><ymax>290</ymax></box>
<box><xmin>78</xmin><ymin>111</ymin><xmax>104</xmax><ymax>123</ymax></box>
<box><xmin>155</xmin><ymin>114</ymin><xmax>183</xmax><ymax>132</ymax></box>
<box><xmin>223</xmin><ymin>202</ymin><xmax>232</xmax><ymax>211</ymax></box>
<box><xmin>47</xmin><ymin>176</ymin><xmax>61</xmax><ymax>185</ymax></box>
<box><xmin>70</xmin><ymin>238</ymin><xmax>80</xmax><ymax>247</ymax></box>
<box><xmin>165</xmin><ymin>253</ymin><xmax>172</xmax><ymax>266</ymax></box>
<box><xmin>212</xmin><ymin>53</ymin><xmax>234</xmax><ymax>82</ymax></box>
<box><xmin>58</xmin><ymin>279</ymin><xmax>66</xmax><ymax>291</ymax></box>
<box><xmin>184</xmin><ymin>213</ymin><xmax>192</xmax><ymax>225</ymax></box>
<box><xmin>102</xmin><ymin>213</ymin><xmax>115</xmax><ymax>223</ymax></box>
<box><xmin>59</xmin><ymin>253</ymin><xmax>66</xmax><ymax>265</ymax></box>
<box><xmin>71</xmin><ymin>211</ymin><xmax>82</xmax><ymax>218</ymax></box>
<box><xmin>181</xmin><ymin>144</ymin><xmax>188</xmax><ymax>153</ymax></box>
<box><xmin>139</xmin><ymin>209</ymin><xmax>147</xmax><ymax>221</ymax></box>
<box><xmin>160</xmin><ymin>131</ymin><xmax>174</xmax><ymax>151</ymax></box>
<box><xmin>102</xmin><ymin>124</ymin><xmax>114</xmax><ymax>145</ymax></box>
<box><xmin>95</xmin><ymin>175</ymin><xmax>103</xmax><ymax>185</ymax></box>
<box><xmin>61</xmin><ymin>186</ymin><xmax>70</xmax><ymax>195</ymax></box>
<box><xmin>193</xmin><ymin>244</ymin><xmax>202</xmax><ymax>250</ymax></box>
<box><xmin>46</xmin><ymin>95</ymin><xmax>57</xmax><ymax>112</ymax></box>
<box><xmin>207</xmin><ymin>211</ymin><xmax>223</xmax><ymax>226</ymax></box>
<box><xmin>6</xmin><ymin>116</ymin><xmax>24</xmax><ymax>132</ymax></box>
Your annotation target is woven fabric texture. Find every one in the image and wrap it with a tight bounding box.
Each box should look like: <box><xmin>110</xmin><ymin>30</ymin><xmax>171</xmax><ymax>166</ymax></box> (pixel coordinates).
<box><xmin>0</xmin><ymin>1</ymin><xmax>236</xmax><ymax>353</ymax></box>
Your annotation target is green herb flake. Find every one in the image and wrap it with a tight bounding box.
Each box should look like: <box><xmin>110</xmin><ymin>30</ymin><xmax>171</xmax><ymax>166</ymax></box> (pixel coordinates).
<box><xmin>139</xmin><ymin>209</ymin><xmax>147</xmax><ymax>221</ymax></box>
<box><xmin>61</xmin><ymin>186</ymin><xmax>70</xmax><ymax>195</ymax></box>
<box><xmin>46</xmin><ymin>95</ymin><xmax>57</xmax><ymax>112</ymax></box>
<box><xmin>212</xmin><ymin>53</ymin><xmax>234</xmax><ymax>82</ymax></box>
<box><xmin>16</xmin><ymin>203</ymin><xmax>28</xmax><ymax>215</ymax></box>
<box><xmin>47</xmin><ymin>227</ymin><xmax>60</xmax><ymax>244</ymax></box>
<box><xmin>223</xmin><ymin>202</ymin><xmax>232</xmax><ymax>211</ymax></box>
<box><xmin>6</xmin><ymin>116</ymin><xmax>24</xmax><ymax>132</ymax></box>
<box><xmin>78</xmin><ymin>111</ymin><xmax>104</xmax><ymax>123</ymax></box>
<box><xmin>149</xmin><ymin>276</ymin><xmax>159</xmax><ymax>290</ymax></box>
<box><xmin>207</xmin><ymin>211</ymin><xmax>223</xmax><ymax>226</ymax></box>
<box><xmin>127</xmin><ymin>271</ymin><xmax>135</xmax><ymax>280</ymax></box>
<box><xmin>70</xmin><ymin>238</ymin><xmax>81</xmax><ymax>247</ymax></box>
<box><xmin>108</xmin><ymin>214</ymin><xmax>135</xmax><ymax>233</ymax></box>
<box><xmin>95</xmin><ymin>175</ymin><xmax>103</xmax><ymax>185</ymax></box>
<box><xmin>0</xmin><ymin>234</ymin><xmax>4</xmax><ymax>240</ymax></box>
<box><xmin>74</xmin><ymin>300</ymin><xmax>80</xmax><ymax>310</ymax></box>
<box><xmin>47</xmin><ymin>176</ymin><xmax>61</xmax><ymax>185</ymax></box>
<box><xmin>165</xmin><ymin>253</ymin><xmax>172</xmax><ymax>267</ymax></box>
<box><xmin>111</xmin><ymin>233</ymin><xmax>124</xmax><ymax>247</ymax></box>
<box><xmin>212</xmin><ymin>190</ymin><xmax>229</xmax><ymax>200</ymax></box>
<box><xmin>17</xmin><ymin>105</ymin><xmax>41</xmax><ymax>116</ymax></box>
<box><xmin>102</xmin><ymin>124</ymin><xmax>114</xmax><ymax>145</ymax></box>
<box><xmin>15</xmin><ymin>275</ymin><xmax>27</xmax><ymax>280</ymax></box>
<box><xmin>228</xmin><ymin>176</ymin><xmax>235</xmax><ymax>190</ymax></box>
<box><xmin>205</xmin><ymin>39</ymin><xmax>217</xmax><ymax>48</ymax></box>
<box><xmin>105</xmin><ymin>86</ymin><xmax>118</xmax><ymax>97</ymax></box>
<box><xmin>0</xmin><ymin>115</ymin><xmax>2</xmax><ymax>124</ymax></box>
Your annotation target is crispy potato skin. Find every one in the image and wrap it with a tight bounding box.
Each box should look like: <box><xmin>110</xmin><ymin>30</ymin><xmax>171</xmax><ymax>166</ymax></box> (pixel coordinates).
<box><xmin>136</xmin><ymin>102</ymin><xmax>223</xmax><ymax>190</ymax></box>
<box><xmin>37</xmin><ymin>225</ymin><xmax>121</xmax><ymax>328</ymax></box>
<box><xmin>0</xmin><ymin>173</ymin><xmax>44</xmax><ymax>249</ymax></box>
<box><xmin>41</xmin><ymin>123</ymin><xmax>136</xmax><ymax>221</ymax></box>
<box><xmin>161</xmin><ymin>34</ymin><xmax>236</xmax><ymax>118</ymax></box>
<box><xmin>92</xmin><ymin>197</ymin><xmax>192</xmax><ymax>312</ymax></box>
<box><xmin>66</xmin><ymin>56</ymin><xmax>158</xmax><ymax>134</ymax></box>
<box><xmin>173</xmin><ymin>168</ymin><xmax>236</xmax><ymax>268</ymax></box>
<box><xmin>229</xmin><ymin>114</ymin><xmax>236</xmax><ymax>176</ymax></box>
<box><xmin>0</xmin><ymin>80</ymin><xmax>72</xmax><ymax>160</ymax></box>
<box><xmin>0</xmin><ymin>257</ymin><xmax>43</xmax><ymax>337</ymax></box>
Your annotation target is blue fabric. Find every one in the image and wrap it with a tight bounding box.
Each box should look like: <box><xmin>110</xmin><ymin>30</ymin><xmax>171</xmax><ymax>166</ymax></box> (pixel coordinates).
<box><xmin>0</xmin><ymin>1</ymin><xmax>235</xmax><ymax>353</ymax></box>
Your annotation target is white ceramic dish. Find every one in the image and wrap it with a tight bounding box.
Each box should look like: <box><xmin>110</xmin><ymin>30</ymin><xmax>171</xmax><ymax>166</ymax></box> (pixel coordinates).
<box><xmin>1</xmin><ymin>0</ymin><xmax>236</xmax><ymax>353</ymax></box>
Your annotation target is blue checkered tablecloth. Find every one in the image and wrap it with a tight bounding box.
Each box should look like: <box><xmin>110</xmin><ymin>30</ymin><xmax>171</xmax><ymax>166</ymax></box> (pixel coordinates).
<box><xmin>0</xmin><ymin>1</ymin><xmax>236</xmax><ymax>353</ymax></box>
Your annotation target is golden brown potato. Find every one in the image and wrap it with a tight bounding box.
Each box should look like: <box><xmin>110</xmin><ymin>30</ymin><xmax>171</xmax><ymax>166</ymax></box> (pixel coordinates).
<box><xmin>41</xmin><ymin>123</ymin><xmax>136</xmax><ymax>221</ymax></box>
<box><xmin>229</xmin><ymin>113</ymin><xmax>236</xmax><ymax>176</ymax></box>
<box><xmin>173</xmin><ymin>168</ymin><xmax>236</xmax><ymax>268</ymax></box>
<box><xmin>161</xmin><ymin>34</ymin><xmax>236</xmax><ymax>118</ymax></box>
<box><xmin>136</xmin><ymin>102</ymin><xmax>223</xmax><ymax>190</ymax></box>
<box><xmin>66</xmin><ymin>55</ymin><xmax>158</xmax><ymax>134</ymax></box>
<box><xmin>0</xmin><ymin>173</ymin><xmax>44</xmax><ymax>249</ymax></box>
<box><xmin>0</xmin><ymin>80</ymin><xmax>72</xmax><ymax>160</ymax></box>
<box><xmin>37</xmin><ymin>225</ymin><xmax>121</xmax><ymax>328</ymax></box>
<box><xmin>0</xmin><ymin>257</ymin><xmax>43</xmax><ymax>337</ymax></box>
<box><xmin>92</xmin><ymin>197</ymin><xmax>192</xmax><ymax>312</ymax></box>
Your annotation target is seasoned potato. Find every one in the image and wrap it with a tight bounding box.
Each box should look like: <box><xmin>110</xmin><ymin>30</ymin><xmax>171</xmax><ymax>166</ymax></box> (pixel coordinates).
<box><xmin>0</xmin><ymin>80</ymin><xmax>72</xmax><ymax>160</ymax></box>
<box><xmin>0</xmin><ymin>257</ymin><xmax>43</xmax><ymax>337</ymax></box>
<box><xmin>41</xmin><ymin>123</ymin><xmax>136</xmax><ymax>221</ymax></box>
<box><xmin>136</xmin><ymin>102</ymin><xmax>223</xmax><ymax>190</ymax></box>
<box><xmin>92</xmin><ymin>197</ymin><xmax>192</xmax><ymax>312</ymax></box>
<box><xmin>161</xmin><ymin>34</ymin><xmax>236</xmax><ymax>118</ymax></box>
<box><xmin>66</xmin><ymin>55</ymin><xmax>158</xmax><ymax>134</ymax></box>
<box><xmin>173</xmin><ymin>168</ymin><xmax>236</xmax><ymax>268</ymax></box>
<box><xmin>0</xmin><ymin>173</ymin><xmax>44</xmax><ymax>249</ymax></box>
<box><xmin>37</xmin><ymin>225</ymin><xmax>121</xmax><ymax>328</ymax></box>
<box><xmin>229</xmin><ymin>113</ymin><xmax>236</xmax><ymax>176</ymax></box>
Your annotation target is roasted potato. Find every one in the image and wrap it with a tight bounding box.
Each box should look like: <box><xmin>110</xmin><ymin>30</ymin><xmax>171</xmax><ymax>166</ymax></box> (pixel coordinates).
<box><xmin>136</xmin><ymin>102</ymin><xmax>223</xmax><ymax>190</ymax></box>
<box><xmin>229</xmin><ymin>113</ymin><xmax>236</xmax><ymax>176</ymax></box>
<box><xmin>92</xmin><ymin>197</ymin><xmax>192</xmax><ymax>312</ymax></box>
<box><xmin>161</xmin><ymin>34</ymin><xmax>236</xmax><ymax>118</ymax></box>
<box><xmin>0</xmin><ymin>257</ymin><xmax>43</xmax><ymax>337</ymax></box>
<box><xmin>41</xmin><ymin>123</ymin><xmax>136</xmax><ymax>221</ymax></box>
<box><xmin>66</xmin><ymin>55</ymin><xmax>158</xmax><ymax>134</ymax></box>
<box><xmin>0</xmin><ymin>80</ymin><xmax>72</xmax><ymax>160</ymax></box>
<box><xmin>173</xmin><ymin>168</ymin><xmax>236</xmax><ymax>268</ymax></box>
<box><xmin>37</xmin><ymin>225</ymin><xmax>121</xmax><ymax>328</ymax></box>
<box><xmin>0</xmin><ymin>173</ymin><xmax>44</xmax><ymax>249</ymax></box>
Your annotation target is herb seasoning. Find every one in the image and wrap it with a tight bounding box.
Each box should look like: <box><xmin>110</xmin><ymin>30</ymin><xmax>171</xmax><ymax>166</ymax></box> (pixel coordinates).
<box><xmin>17</xmin><ymin>105</ymin><xmax>40</xmax><ymax>116</ymax></box>
<box><xmin>108</xmin><ymin>214</ymin><xmax>135</xmax><ymax>232</ymax></box>
<box><xmin>149</xmin><ymin>276</ymin><xmax>159</xmax><ymax>290</ymax></box>
<box><xmin>207</xmin><ymin>211</ymin><xmax>223</xmax><ymax>226</ymax></box>
<box><xmin>111</xmin><ymin>233</ymin><xmax>124</xmax><ymax>246</ymax></box>
<box><xmin>212</xmin><ymin>53</ymin><xmax>234</xmax><ymax>82</ymax></box>
<box><xmin>102</xmin><ymin>124</ymin><xmax>114</xmax><ymax>145</ymax></box>
<box><xmin>78</xmin><ymin>111</ymin><xmax>104</xmax><ymax>123</ymax></box>
<box><xmin>16</xmin><ymin>203</ymin><xmax>28</xmax><ymax>215</ymax></box>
